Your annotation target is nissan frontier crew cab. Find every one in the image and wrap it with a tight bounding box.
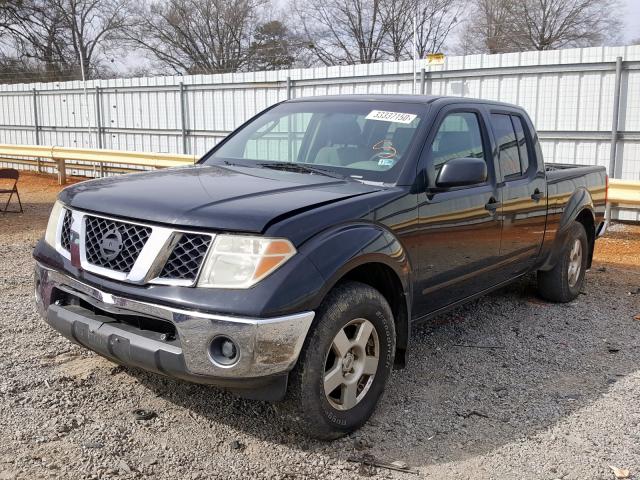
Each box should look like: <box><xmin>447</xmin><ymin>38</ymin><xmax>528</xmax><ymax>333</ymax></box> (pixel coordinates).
<box><xmin>34</xmin><ymin>95</ymin><xmax>607</xmax><ymax>439</ymax></box>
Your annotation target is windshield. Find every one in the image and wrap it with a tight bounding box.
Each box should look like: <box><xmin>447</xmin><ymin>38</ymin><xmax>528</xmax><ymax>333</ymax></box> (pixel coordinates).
<box><xmin>201</xmin><ymin>101</ymin><xmax>427</xmax><ymax>183</ymax></box>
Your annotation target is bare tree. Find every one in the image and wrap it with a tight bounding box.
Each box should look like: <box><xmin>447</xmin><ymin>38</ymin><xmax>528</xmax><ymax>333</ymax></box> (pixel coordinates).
<box><xmin>0</xmin><ymin>0</ymin><xmax>12</xmax><ymax>32</ymax></box>
<box><xmin>379</xmin><ymin>0</ymin><xmax>413</xmax><ymax>61</ymax></box>
<box><xmin>126</xmin><ymin>0</ymin><xmax>263</xmax><ymax>74</ymax></box>
<box><xmin>297</xmin><ymin>0</ymin><xmax>387</xmax><ymax>65</ymax></box>
<box><xmin>415</xmin><ymin>0</ymin><xmax>460</xmax><ymax>57</ymax></box>
<box><xmin>382</xmin><ymin>0</ymin><xmax>460</xmax><ymax>60</ymax></box>
<box><xmin>0</xmin><ymin>1</ymin><xmax>73</xmax><ymax>79</ymax></box>
<box><xmin>0</xmin><ymin>0</ymin><xmax>133</xmax><ymax>81</ymax></box>
<box><xmin>248</xmin><ymin>20</ymin><xmax>302</xmax><ymax>70</ymax></box>
<box><xmin>55</xmin><ymin>0</ymin><xmax>136</xmax><ymax>79</ymax></box>
<box><xmin>508</xmin><ymin>0</ymin><xmax>622</xmax><ymax>50</ymax></box>
<box><xmin>458</xmin><ymin>0</ymin><xmax>513</xmax><ymax>54</ymax></box>
<box><xmin>460</xmin><ymin>0</ymin><xmax>623</xmax><ymax>54</ymax></box>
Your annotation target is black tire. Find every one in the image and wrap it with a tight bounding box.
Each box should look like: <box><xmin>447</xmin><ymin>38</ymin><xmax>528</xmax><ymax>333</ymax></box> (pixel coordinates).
<box><xmin>284</xmin><ymin>281</ymin><xmax>396</xmax><ymax>440</ymax></box>
<box><xmin>537</xmin><ymin>221</ymin><xmax>589</xmax><ymax>303</ymax></box>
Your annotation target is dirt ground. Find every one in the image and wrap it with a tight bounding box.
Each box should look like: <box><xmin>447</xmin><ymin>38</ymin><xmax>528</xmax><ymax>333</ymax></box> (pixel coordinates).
<box><xmin>0</xmin><ymin>172</ymin><xmax>82</xmax><ymax>243</ymax></box>
<box><xmin>1</xmin><ymin>172</ymin><xmax>639</xmax><ymax>480</ymax></box>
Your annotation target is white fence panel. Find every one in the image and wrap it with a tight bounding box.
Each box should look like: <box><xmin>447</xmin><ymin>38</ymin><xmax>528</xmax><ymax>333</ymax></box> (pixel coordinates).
<box><xmin>0</xmin><ymin>44</ymin><xmax>639</xmax><ymax>219</ymax></box>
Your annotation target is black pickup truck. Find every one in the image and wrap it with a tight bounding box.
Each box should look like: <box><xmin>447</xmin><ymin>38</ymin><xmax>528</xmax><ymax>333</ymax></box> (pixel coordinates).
<box><xmin>34</xmin><ymin>95</ymin><xmax>607</xmax><ymax>439</ymax></box>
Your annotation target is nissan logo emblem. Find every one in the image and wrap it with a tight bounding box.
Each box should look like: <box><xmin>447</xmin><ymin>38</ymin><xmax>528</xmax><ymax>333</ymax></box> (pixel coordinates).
<box><xmin>99</xmin><ymin>228</ymin><xmax>123</xmax><ymax>261</ymax></box>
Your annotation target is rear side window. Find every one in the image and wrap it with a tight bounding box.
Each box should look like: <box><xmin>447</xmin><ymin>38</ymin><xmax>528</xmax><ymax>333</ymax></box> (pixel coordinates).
<box><xmin>511</xmin><ymin>116</ymin><xmax>530</xmax><ymax>173</ymax></box>
<box><xmin>490</xmin><ymin>113</ymin><xmax>520</xmax><ymax>178</ymax></box>
<box><xmin>490</xmin><ymin>113</ymin><xmax>533</xmax><ymax>179</ymax></box>
<box><xmin>430</xmin><ymin>112</ymin><xmax>485</xmax><ymax>176</ymax></box>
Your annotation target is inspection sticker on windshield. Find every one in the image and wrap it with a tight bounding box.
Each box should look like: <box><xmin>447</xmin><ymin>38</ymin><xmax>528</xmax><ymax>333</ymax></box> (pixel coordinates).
<box><xmin>365</xmin><ymin>110</ymin><xmax>417</xmax><ymax>124</ymax></box>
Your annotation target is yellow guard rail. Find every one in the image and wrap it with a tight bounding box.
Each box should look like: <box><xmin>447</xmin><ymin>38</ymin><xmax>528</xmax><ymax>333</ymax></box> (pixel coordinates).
<box><xmin>0</xmin><ymin>144</ymin><xmax>195</xmax><ymax>184</ymax></box>
<box><xmin>0</xmin><ymin>144</ymin><xmax>638</xmax><ymax>208</ymax></box>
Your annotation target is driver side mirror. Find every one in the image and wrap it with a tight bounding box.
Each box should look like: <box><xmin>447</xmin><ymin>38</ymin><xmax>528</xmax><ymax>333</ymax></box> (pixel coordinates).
<box><xmin>435</xmin><ymin>157</ymin><xmax>487</xmax><ymax>188</ymax></box>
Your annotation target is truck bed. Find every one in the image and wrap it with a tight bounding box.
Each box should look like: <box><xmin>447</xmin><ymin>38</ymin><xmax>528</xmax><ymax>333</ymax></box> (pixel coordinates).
<box><xmin>541</xmin><ymin>162</ymin><xmax>607</xmax><ymax>261</ymax></box>
<box><xmin>545</xmin><ymin>162</ymin><xmax>606</xmax><ymax>189</ymax></box>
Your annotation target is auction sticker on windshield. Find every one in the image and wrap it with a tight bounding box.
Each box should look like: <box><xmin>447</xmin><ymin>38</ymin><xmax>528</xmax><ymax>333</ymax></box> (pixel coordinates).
<box><xmin>365</xmin><ymin>110</ymin><xmax>417</xmax><ymax>124</ymax></box>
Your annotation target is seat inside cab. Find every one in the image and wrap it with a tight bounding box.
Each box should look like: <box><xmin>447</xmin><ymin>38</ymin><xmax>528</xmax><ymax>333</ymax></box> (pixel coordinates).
<box><xmin>314</xmin><ymin>116</ymin><xmax>369</xmax><ymax>166</ymax></box>
<box><xmin>310</xmin><ymin>114</ymin><xmax>418</xmax><ymax>171</ymax></box>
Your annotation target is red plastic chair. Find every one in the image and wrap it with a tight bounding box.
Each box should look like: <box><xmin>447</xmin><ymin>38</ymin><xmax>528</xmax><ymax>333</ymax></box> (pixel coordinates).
<box><xmin>0</xmin><ymin>168</ymin><xmax>23</xmax><ymax>213</ymax></box>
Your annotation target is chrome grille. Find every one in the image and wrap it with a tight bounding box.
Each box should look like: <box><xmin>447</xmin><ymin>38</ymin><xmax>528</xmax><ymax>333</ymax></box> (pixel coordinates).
<box><xmin>84</xmin><ymin>216</ymin><xmax>152</xmax><ymax>273</ymax></box>
<box><xmin>160</xmin><ymin>233</ymin><xmax>211</xmax><ymax>281</ymax></box>
<box><xmin>60</xmin><ymin>209</ymin><xmax>73</xmax><ymax>251</ymax></box>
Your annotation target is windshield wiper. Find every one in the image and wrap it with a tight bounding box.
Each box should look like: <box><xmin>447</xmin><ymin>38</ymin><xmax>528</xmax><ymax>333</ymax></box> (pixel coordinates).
<box><xmin>222</xmin><ymin>160</ymin><xmax>257</xmax><ymax>168</ymax></box>
<box><xmin>258</xmin><ymin>162</ymin><xmax>347</xmax><ymax>180</ymax></box>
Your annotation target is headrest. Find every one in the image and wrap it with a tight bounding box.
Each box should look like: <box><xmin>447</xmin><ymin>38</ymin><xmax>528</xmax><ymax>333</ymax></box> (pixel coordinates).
<box><xmin>328</xmin><ymin>116</ymin><xmax>362</xmax><ymax>145</ymax></box>
<box><xmin>391</xmin><ymin>128</ymin><xmax>414</xmax><ymax>154</ymax></box>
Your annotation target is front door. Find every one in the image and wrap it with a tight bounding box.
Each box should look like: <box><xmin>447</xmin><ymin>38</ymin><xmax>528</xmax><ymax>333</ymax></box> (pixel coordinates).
<box><xmin>414</xmin><ymin>107</ymin><xmax>503</xmax><ymax>317</ymax></box>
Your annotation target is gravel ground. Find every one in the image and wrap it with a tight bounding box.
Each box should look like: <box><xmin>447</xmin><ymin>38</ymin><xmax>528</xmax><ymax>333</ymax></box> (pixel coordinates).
<box><xmin>1</xmin><ymin>173</ymin><xmax>639</xmax><ymax>480</ymax></box>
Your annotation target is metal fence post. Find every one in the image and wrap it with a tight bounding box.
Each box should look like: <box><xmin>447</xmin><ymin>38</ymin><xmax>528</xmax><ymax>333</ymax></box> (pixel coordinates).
<box><xmin>179</xmin><ymin>82</ymin><xmax>188</xmax><ymax>155</ymax></box>
<box><xmin>57</xmin><ymin>158</ymin><xmax>66</xmax><ymax>185</ymax></box>
<box><xmin>95</xmin><ymin>86</ymin><xmax>103</xmax><ymax>149</ymax></box>
<box><xmin>32</xmin><ymin>88</ymin><xmax>42</xmax><ymax>173</ymax></box>
<box><xmin>420</xmin><ymin>68</ymin><xmax>426</xmax><ymax>95</ymax></box>
<box><xmin>605</xmin><ymin>56</ymin><xmax>623</xmax><ymax>222</ymax></box>
<box><xmin>286</xmin><ymin>76</ymin><xmax>292</xmax><ymax>100</ymax></box>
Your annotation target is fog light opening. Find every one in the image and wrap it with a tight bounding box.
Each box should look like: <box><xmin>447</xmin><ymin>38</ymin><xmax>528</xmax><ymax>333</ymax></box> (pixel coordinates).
<box><xmin>209</xmin><ymin>336</ymin><xmax>240</xmax><ymax>367</ymax></box>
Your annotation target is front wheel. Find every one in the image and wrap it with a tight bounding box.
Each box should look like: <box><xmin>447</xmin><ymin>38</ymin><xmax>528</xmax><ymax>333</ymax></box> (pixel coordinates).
<box><xmin>284</xmin><ymin>281</ymin><xmax>396</xmax><ymax>440</ymax></box>
<box><xmin>537</xmin><ymin>221</ymin><xmax>589</xmax><ymax>302</ymax></box>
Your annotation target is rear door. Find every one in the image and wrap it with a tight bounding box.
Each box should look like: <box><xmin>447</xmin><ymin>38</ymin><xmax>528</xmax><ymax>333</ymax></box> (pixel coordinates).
<box><xmin>413</xmin><ymin>105</ymin><xmax>503</xmax><ymax>317</ymax></box>
<box><xmin>488</xmin><ymin>109</ymin><xmax>546</xmax><ymax>278</ymax></box>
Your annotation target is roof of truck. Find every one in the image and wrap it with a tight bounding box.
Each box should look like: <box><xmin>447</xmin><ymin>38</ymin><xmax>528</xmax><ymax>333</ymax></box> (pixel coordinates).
<box><xmin>286</xmin><ymin>94</ymin><xmax>523</xmax><ymax>110</ymax></box>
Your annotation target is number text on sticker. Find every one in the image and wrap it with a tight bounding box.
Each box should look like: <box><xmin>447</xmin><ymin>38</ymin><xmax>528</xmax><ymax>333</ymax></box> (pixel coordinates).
<box><xmin>365</xmin><ymin>110</ymin><xmax>417</xmax><ymax>124</ymax></box>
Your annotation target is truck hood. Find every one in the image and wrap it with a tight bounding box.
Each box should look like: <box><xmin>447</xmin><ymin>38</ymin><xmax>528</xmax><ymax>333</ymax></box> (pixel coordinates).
<box><xmin>59</xmin><ymin>164</ymin><xmax>381</xmax><ymax>233</ymax></box>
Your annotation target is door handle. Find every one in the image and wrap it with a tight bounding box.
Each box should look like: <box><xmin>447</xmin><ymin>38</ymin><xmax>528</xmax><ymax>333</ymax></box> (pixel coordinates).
<box><xmin>485</xmin><ymin>198</ymin><xmax>501</xmax><ymax>211</ymax></box>
<box><xmin>531</xmin><ymin>188</ymin><xmax>543</xmax><ymax>202</ymax></box>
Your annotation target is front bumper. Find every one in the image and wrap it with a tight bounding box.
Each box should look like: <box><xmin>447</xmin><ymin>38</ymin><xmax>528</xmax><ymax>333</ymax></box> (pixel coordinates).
<box><xmin>35</xmin><ymin>263</ymin><xmax>314</xmax><ymax>400</ymax></box>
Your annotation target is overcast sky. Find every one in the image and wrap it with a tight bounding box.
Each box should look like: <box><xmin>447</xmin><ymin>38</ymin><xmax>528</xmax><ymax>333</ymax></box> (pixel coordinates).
<box><xmin>624</xmin><ymin>0</ymin><xmax>640</xmax><ymax>42</ymax></box>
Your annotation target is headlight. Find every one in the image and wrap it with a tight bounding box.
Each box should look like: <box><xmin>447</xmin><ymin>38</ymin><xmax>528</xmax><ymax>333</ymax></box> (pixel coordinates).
<box><xmin>197</xmin><ymin>235</ymin><xmax>296</xmax><ymax>289</ymax></box>
<box><xmin>44</xmin><ymin>200</ymin><xmax>64</xmax><ymax>247</ymax></box>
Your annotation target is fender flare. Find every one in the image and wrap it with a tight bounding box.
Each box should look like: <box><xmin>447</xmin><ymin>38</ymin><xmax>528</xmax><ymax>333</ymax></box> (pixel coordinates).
<box><xmin>539</xmin><ymin>187</ymin><xmax>596</xmax><ymax>271</ymax></box>
<box><xmin>299</xmin><ymin>222</ymin><xmax>413</xmax><ymax>363</ymax></box>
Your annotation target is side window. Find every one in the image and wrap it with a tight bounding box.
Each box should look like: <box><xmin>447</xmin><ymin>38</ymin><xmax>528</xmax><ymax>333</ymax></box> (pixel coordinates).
<box><xmin>511</xmin><ymin>115</ymin><xmax>530</xmax><ymax>173</ymax></box>
<box><xmin>430</xmin><ymin>112</ymin><xmax>485</xmax><ymax>179</ymax></box>
<box><xmin>490</xmin><ymin>113</ymin><xmax>520</xmax><ymax>178</ymax></box>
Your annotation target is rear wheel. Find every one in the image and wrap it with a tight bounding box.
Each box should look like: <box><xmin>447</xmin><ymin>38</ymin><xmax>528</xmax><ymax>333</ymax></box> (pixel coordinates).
<box><xmin>537</xmin><ymin>221</ymin><xmax>589</xmax><ymax>302</ymax></box>
<box><xmin>284</xmin><ymin>281</ymin><xmax>395</xmax><ymax>440</ymax></box>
